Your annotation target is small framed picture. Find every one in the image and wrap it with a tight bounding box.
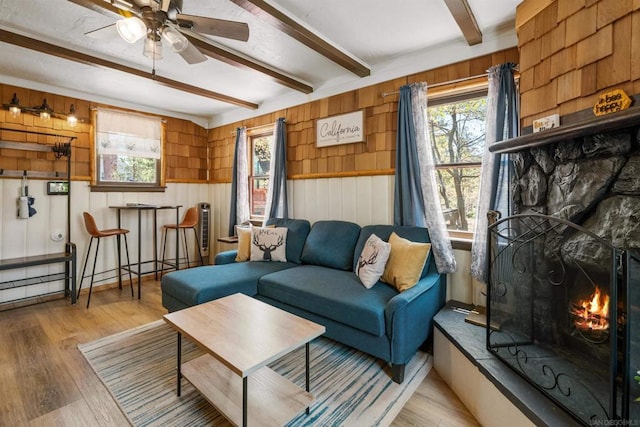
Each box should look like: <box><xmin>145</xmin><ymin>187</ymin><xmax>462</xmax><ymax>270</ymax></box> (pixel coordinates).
<box><xmin>47</xmin><ymin>181</ymin><xmax>69</xmax><ymax>195</ymax></box>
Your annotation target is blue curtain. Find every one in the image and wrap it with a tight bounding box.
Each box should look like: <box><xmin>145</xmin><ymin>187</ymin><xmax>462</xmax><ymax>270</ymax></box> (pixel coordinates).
<box><xmin>264</xmin><ymin>118</ymin><xmax>289</xmax><ymax>221</ymax></box>
<box><xmin>228</xmin><ymin>128</ymin><xmax>241</xmax><ymax>236</ymax></box>
<box><xmin>470</xmin><ymin>62</ymin><xmax>519</xmax><ymax>286</ymax></box>
<box><xmin>394</xmin><ymin>86</ymin><xmax>427</xmax><ymax>227</ymax></box>
<box><xmin>489</xmin><ymin>63</ymin><xmax>519</xmax><ymax>216</ymax></box>
<box><xmin>394</xmin><ymin>83</ymin><xmax>457</xmax><ymax>273</ymax></box>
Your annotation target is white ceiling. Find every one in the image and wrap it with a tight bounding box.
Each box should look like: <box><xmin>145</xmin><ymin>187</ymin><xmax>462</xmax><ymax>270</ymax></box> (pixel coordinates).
<box><xmin>0</xmin><ymin>0</ymin><xmax>521</xmax><ymax>128</ymax></box>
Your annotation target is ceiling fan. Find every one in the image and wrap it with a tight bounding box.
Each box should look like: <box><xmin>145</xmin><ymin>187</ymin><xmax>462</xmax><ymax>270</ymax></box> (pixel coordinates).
<box><xmin>86</xmin><ymin>0</ymin><xmax>249</xmax><ymax>64</ymax></box>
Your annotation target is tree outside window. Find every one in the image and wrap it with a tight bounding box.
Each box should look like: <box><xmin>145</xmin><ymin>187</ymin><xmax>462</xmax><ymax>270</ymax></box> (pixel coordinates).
<box><xmin>428</xmin><ymin>94</ymin><xmax>487</xmax><ymax>234</ymax></box>
<box><xmin>249</xmin><ymin>133</ymin><xmax>273</xmax><ymax>218</ymax></box>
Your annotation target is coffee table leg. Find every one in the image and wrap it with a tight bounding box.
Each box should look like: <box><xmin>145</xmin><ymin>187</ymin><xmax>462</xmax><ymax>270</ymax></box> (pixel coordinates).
<box><xmin>177</xmin><ymin>332</ymin><xmax>182</xmax><ymax>397</ymax></box>
<box><xmin>243</xmin><ymin>377</ymin><xmax>248</xmax><ymax>427</ymax></box>
<box><xmin>306</xmin><ymin>342</ymin><xmax>310</xmax><ymax>414</ymax></box>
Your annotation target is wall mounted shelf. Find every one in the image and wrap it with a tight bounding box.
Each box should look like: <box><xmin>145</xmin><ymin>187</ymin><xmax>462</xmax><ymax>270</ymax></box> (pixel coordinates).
<box><xmin>0</xmin><ymin>127</ymin><xmax>77</xmax><ymax>306</ymax></box>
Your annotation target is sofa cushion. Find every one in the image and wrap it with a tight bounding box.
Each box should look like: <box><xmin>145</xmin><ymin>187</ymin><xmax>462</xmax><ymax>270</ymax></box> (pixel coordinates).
<box><xmin>353</xmin><ymin>225</ymin><xmax>433</xmax><ymax>280</ymax></box>
<box><xmin>300</xmin><ymin>220</ymin><xmax>361</xmax><ymax>270</ymax></box>
<box><xmin>161</xmin><ymin>261</ymin><xmax>296</xmax><ymax>307</ymax></box>
<box><xmin>355</xmin><ymin>233</ymin><xmax>391</xmax><ymax>289</ymax></box>
<box><xmin>250</xmin><ymin>227</ymin><xmax>288</xmax><ymax>262</ymax></box>
<box><xmin>381</xmin><ymin>232</ymin><xmax>431</xmax><ymax>291</ymax></box>
<box><xmin>264</xmin><ymin>218</ymin><xmax>311</xmax><ymax>264</ymax></box>
<box><xmin>258</xmin><ymin>265</ymin><xmax>398</xmax><ymax>336</ymax></box>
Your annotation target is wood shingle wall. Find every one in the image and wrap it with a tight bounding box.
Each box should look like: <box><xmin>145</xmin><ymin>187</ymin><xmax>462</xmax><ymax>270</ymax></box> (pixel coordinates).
<box><xmin>208</xmin><ymin>47</ymin><xmax>519</xmax><ymax>183</ymax></box>
<box><xmin>517</xmin><ymin>0</ymin><xmax>640</xmax><ymax>127</ymax></box>
<box><xmin>0</xmin><ymin>84</ymin><xmax>208</xmax><ymax>183</ymax></box>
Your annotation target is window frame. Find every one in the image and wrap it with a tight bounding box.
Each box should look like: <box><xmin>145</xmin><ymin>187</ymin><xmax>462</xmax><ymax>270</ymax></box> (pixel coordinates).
<box><xmin>90</xmin><ymin>108</ymin><xmax>166</xmax><ymax>192</ymax></box>
<box><xmin>247</xmin><ymin>127</ymin><xmax>275</xmax><ymax>221</ymax></box>
<box><xmin>427</xmin><ymin>84</ymin><xmax>489</xmax><ymax>243</ymax></box>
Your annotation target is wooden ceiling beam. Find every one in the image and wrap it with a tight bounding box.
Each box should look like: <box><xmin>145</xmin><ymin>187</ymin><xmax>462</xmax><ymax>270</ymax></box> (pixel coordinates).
<box><xmin>0</xmin><ymin>29</ymin><xmax>258</xmax><ymax>109</ymax></box>
<box><xmin>230</xmin><ymin>0</ymin><xmax>370</xmax><ymax>78</ymax></box>
<box><xmin>442</xmin><ymin>0</ymin><xmax>483</xmax><ymax>46</ymax></box>
<box><xmin>183</xmin><ymin>33</ymin><xmax>313</xmax><ymax>94</ymax></box>
<box><xmin>68</xmin><ymin>0</ymin><xmax>314</xmax><ymax>93</ymax></box>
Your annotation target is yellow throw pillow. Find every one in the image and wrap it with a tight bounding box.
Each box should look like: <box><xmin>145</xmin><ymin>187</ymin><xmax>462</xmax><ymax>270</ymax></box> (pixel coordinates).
<box><xmin>235</xmin><ymin>227</ymin><xmax>252</xmax><ymax>262</ymax></box>
<box><xmin>381</xmin><ymin>232</ymin><xmax>431</xmax><ymax>292</ymax></box>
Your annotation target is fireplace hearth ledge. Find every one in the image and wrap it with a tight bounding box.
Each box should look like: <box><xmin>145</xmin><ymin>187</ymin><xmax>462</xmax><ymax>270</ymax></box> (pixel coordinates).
<box><xmin>433</xmin><ymin>301</ymin><xmax>580</xmax><ymax>426</ymax></box>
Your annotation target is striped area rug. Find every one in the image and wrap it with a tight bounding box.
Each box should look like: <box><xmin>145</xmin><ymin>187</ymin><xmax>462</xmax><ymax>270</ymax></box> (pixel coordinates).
<box><xmin>78</xmin><ymin>320</ymin><xmax>431</xmax><ymax>426</ymax></box>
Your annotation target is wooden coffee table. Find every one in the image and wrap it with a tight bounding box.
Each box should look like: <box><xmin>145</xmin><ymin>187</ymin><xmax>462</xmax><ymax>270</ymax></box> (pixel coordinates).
<box><xmin>163</xmin><ymin>293</ymin><xmax>326</xmax><ymax>427</ymax></box>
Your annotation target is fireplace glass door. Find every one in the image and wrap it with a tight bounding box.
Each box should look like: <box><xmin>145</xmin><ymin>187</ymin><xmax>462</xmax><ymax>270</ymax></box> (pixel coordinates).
<box><xmin>486</xmin><ymin>213</ymin><xmax>631</xmax><ymax>425</ymax></box>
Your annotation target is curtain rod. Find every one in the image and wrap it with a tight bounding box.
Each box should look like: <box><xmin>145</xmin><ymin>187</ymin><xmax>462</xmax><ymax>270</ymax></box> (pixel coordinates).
<box><xmin>381</xmin><ymin>72</ymin><xmax>489</xmax><ymax>97</ymax></box>
<box><xmin>229</xmin><ymin>121</ymin><xmax>285</xmax><ymax>135</ymax></box>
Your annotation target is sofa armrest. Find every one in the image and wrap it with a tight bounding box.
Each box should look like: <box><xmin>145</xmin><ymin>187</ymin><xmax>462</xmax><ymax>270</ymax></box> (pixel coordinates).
<box><xmin>214</xmin><ymin>250</ymin><xmax>238</xmax><ymax>265</ymax></box>
<box><xmin>384</xmin><ymin>272</ymin><xmax>445</xmax><ymax>364</ymax></box>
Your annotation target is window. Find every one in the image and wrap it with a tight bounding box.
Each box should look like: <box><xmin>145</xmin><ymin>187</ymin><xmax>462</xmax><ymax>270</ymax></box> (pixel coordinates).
<box><xmin>428</xmin><ymin>92</ymin><xmax>487</xmax><ymax>235</ymax></box>
<box><xmin>248</xmin><ymin>131</ymin><xmax>274</xmax><ymax>218</ymax></box>
<box><xmin>94</xmin><ymin>108</ymin><xmax>163</xmax><ymax>191</ymax></box>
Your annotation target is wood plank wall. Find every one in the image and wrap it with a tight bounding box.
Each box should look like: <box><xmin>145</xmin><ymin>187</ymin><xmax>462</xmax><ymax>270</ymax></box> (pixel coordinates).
<box><xmin>0</xmin><ymin>84</ymin><xmax>208</xmax><ymax>183</ymax></box>
<box><xmin>517</xmin><ymin>0</ymin><xmax>640</xmax><ymax>127</ymax></box>
<box><xmin>207</xmin><ymin>47</ymin><xmax>519</xmax><ymax>183</ymax></box>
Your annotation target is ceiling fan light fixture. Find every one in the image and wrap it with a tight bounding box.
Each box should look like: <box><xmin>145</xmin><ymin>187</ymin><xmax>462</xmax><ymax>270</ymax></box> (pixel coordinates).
<box><xmin>116</xmin><ymin>17</ymin><xmax>147</xmax><ymax>43</ymax></box>
<box><xmin>143</xmin><ymin>37</ymin><xmax>163</xmax><ymax>60</ymax></box>
<box><xmin>161</xmin><ymin>27</ymin><xmax>188</xmax><ymax>52</ymax></box>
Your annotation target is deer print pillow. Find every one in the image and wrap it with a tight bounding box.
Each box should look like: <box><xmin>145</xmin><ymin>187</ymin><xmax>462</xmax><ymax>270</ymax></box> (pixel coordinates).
<box><xmin>356</xmin><ymin>233</ymin><xmax>391</xmax><ymax>289</ymax></box>
<box><xmin>250</xmin><ymin>227</ymin><xmax>288</xmax><ymax>262</ymax></box>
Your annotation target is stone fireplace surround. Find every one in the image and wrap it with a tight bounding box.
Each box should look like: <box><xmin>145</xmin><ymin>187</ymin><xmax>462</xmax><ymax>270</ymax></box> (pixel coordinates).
<box><xmin>500</xmin><ymin>108</ymin><xmax>640</xmax><ymax>254</ymax></box>
<box><xmin>434</xmin><ymin>105</ymin><xmax>640</xmax><ymax>426</ymax></box>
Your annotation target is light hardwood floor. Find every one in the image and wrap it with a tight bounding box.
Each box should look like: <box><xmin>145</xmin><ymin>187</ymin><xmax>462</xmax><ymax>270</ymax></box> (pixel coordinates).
<box><xmin>0</xmin><ymin>280</ymin><xmax>479</xmax><ymax>426</ymax></box>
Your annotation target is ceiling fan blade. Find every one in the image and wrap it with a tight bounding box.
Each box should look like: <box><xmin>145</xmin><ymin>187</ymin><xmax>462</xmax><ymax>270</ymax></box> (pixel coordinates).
<box><xmin>176</xmin><ymin>14</ymin><xmax>249</xmax><ymax>41</ymax></box>
<box><xmin>85</xmin><ymin>23</ymin><xmax>119</xmax><ymax>39</ymax></box>
<box><xmin>177</xmin><ymin>42</ymin><xmax>207</xmax><ymax>64</ymax></box>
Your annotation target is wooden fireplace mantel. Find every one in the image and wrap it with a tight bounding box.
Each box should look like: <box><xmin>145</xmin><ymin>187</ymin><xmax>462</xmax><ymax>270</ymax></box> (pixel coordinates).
<box><xmin>490</xmin><ymin>106</ymin><xmax>640</xmax><ymax>154</ymax></box>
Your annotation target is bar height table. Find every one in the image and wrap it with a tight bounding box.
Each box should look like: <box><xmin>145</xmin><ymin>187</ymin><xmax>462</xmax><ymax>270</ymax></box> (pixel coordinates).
<box><xmin>110</xmin><ymin>204</ymin><xmax>181</xmax><ymax>299</ymax></box>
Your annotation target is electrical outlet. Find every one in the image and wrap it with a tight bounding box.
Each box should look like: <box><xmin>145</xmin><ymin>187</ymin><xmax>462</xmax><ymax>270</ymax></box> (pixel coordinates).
<box><xmin>50</xmin><ymin>231</ymin><xmax>64</xmax><ymax>242</ymax></box>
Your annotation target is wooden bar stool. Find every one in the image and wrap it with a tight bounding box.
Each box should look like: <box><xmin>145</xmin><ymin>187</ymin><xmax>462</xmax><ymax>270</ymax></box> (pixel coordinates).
<box><xmin>161</xmin><ymin>207</ymin><xmax>204</xmax><ymax>277</ymax></box>
<box><xmin>77</xmin><ymin>212</ymin><xmax>133</xmax><ymax>308</ymax></box>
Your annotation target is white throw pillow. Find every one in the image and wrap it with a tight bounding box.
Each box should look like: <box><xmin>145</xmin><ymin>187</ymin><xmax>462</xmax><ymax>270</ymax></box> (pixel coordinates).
<box><xmin>356</xmin><ymin>233</ymin><xmax>391</xmax><ymax>289</ymax></box>
<box><xmin>250</xmin><ymin>227</ymin><xmax>288</xmax><ymax>262</ymax></box>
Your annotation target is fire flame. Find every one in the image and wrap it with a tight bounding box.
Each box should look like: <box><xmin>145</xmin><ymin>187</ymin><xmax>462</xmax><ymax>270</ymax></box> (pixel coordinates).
<box><xmin>571</xmin><ymin>286</ymin><xmax>610</xmax><ymax>331</ymax></box>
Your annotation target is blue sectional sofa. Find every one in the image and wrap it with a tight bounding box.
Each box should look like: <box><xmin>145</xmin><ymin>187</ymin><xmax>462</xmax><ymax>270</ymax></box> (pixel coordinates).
<box><xmin>161</xmin><ymin>218</ymin><xmax>446</xmax><ymax>383</ymax></box>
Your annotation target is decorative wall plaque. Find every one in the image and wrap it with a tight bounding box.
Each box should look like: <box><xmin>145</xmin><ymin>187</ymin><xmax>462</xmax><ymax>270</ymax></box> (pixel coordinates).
<box><xmin>593</xmin><ymin>89</ymin><xmax>632</xmax><ymax>116</ymax></box>
<box><xmin>316</xmin><ymin>111</ymin><xmax>364</xmax><ymax>147</ymax></box>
